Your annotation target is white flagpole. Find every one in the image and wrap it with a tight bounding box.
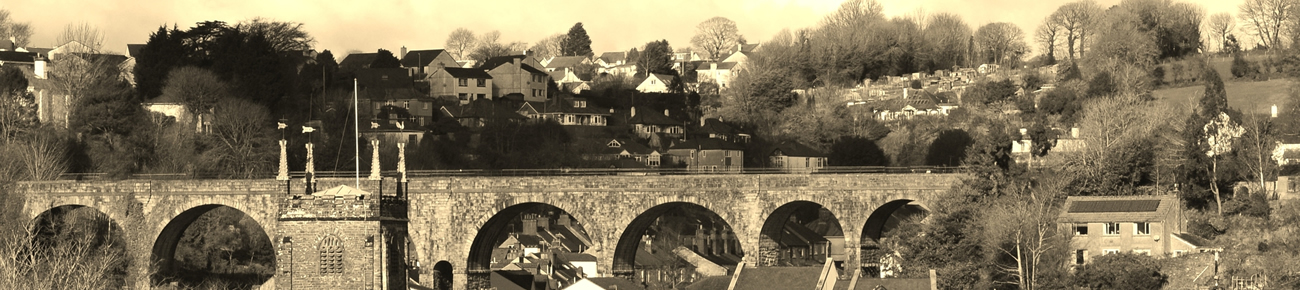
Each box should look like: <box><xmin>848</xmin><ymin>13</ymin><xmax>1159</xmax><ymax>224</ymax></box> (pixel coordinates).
<box><xmin>354</xmin><ymin>78</ymin><xmax>360</xmax><ymax>188</ymax></box>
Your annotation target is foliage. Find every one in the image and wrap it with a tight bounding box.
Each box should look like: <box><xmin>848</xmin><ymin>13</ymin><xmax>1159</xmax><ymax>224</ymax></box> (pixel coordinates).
<box><xmin>196</xmin><ymin>98</ymin><xmax>276</xmax><ymax>178</ymax></box>
<box><xmin>1070</xmin><ymin>253</ymin><xmax>1167</xmax><ymax>290</ymax></box>
<box><xmin>561</xmin><ymin>22</ymin><xmax>593</xmax><ymax>57</ymax></box>
<box><xmin>828</xmin><ymin>136</ymin><xmax>888</xmax><ymax>166</ymax></box>
<box><xmin>476</xmin><ymin>119</ymin><xmax>582</xmax><ymax>169</ymax></box>
<box><xmin>0</xmin><ymin>208</ymin><xmax>128</xmax><ymax>290</ymax></box>
<box><xmin>974</xmin><ymin>22</ymin><xmax>1028</xmax><ymax>66</ymax></box>
<box><xmin>0</xmin><ymin>66</ymin><xmax>36</xmax><ymax>141</ymax></box>
<box><xmin>370</xmin><ymin>48</ymin><xmax>401</xmax><ymax>68</ymax></box>
<box><xmin>963</xmin><ymin>79</ymin><xmax>1019</xmax><ymax>105</ymax></box>
<box><xmin>691</xmin><ymin>17</ymin><xmax>743</xmax><ymax>61</ymax></box>
<box><xmin>162</xmin><ymin>66</ymin><xmax>230</xmax><ymax>116</ymax></box>
<box><xmin>1232</xmin><ymin>51</ymin><xmax>1259</xmax><ymax>79</ymax></box>
<box><xmin>926</xmin><ymin>129</ymin><xmax>973</xmax><ymax>166</ymax></box>
<box><xmin>529</xmin><ymin>33</ymin><xmax>566</xmax><ymax>61</ymax></box>
<box><xmin>637</xmin><ymin>40</ymin><xmax>675</xmax><ymax>76</ymax></box>
<box><xmin>1181</xmin><ymin>67</ymin><xmax>1240</xmax><ymax>211</ymax></box>
<box><xmin>445</xmin><ymin>28</ymin><xmax>476</xmax><ymax>60</ymax></box>
<box><xmin>0</xmin><ymin>10</ymin><xmax>34</xmax><ymax>47</ymax></box>
<box><xmin>237</xmin><ymin>18</ymin><xmax>315</xmax><ymax>53</ymax></box>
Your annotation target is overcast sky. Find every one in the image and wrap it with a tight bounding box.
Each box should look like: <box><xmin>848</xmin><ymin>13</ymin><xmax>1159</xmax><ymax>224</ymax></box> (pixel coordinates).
<box><xmin>5</xmin><ymin>0</ymin><xmax>1244</xmax><ymax>58</ymax></box>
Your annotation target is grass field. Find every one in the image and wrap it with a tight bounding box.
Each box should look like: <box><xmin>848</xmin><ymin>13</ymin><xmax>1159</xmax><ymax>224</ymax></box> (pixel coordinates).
<box><xmin>1152</xmin><ymin>78</ymin><xmax>1293</xmax><ymax>115</ymax></box>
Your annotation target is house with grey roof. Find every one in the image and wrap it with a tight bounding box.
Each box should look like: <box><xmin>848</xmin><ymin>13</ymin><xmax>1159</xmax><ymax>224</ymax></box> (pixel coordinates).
<box><xmin>1058</xmin><ymin>195</ymin><xmax>1203</xmax><ymax>265</ymax></box>
<box><xmin>400</xmin><ymin>49</ymin><xmax>459</xmax><ymax>77</ymax></box>
<box><xmin>482</xmin><ymin>55</ymin><xmax>550</xmax><ymax>102</ymax></box>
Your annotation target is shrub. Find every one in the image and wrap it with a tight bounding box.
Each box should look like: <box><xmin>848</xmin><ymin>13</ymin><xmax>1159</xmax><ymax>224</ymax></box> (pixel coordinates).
<box><xmin>1232</xmin><ymin>53</ymin><xmax>1254</xmax><ymax>79</ymax></box>
<box><xmin>1071</xmin><ymin>253</ymin><xmax>1168</xmax><ymax>290</ymax></box>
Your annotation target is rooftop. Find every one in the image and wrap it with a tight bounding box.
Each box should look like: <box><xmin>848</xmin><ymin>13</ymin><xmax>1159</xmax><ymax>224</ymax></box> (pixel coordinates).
<box><xmin>1057</xmin><ymin>195</ymin><xmax>1179</xmax><ymax>223</ymax></box>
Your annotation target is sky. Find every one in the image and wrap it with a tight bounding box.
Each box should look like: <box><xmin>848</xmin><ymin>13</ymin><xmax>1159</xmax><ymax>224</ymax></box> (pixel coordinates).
<box><xmin>4</xmin><ymin>0</ymin><xmax>1245</xmax><ymax>59</ymax></box>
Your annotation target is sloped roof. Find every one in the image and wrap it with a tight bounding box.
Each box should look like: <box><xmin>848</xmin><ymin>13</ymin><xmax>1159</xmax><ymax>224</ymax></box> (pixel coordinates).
<box><xmin>491</xmin><ymin>270</ymin><xmax>535</xmax><ymax>290</ymax></box>
<box><xmin>355</xmin><ymin>68</ymin><xmax>413</xmax><ymax>90</ymax></box>
<box><xmin>546</xmin><ymin>56</ymin><xmax>589</xmax><ymax>69</ymax></box>
<box><xmin>126</xmin><ymin>44</ymin><xmax>146</xmax><ymax>57</ymax></box>
<box><xmin>684</xmin><ymin>276</ymin><xmax>730</xmax><ymax>290</ymax></box>
<box><xmin>739</xmin><ymin>43</ymin><xmax>760</xmax><ymax>53</ymax></box>
<box><xmin>595</xmin><ymin>138</ymin><xmax>657</xmax><ymax>155</ymax></box>
<box><xmin>339</xmin><ymin>52</ymin><xmax>378</xmax><ymax>69</ymax></box>
<box><xmin>442</xmin><ymin>101</ymin><xmax>528</xmax><ymax>120</ymax></box>
<box><xmin>548</xmin><ymin>70</ymin><xmax>568</xmax><ymax>81</ymax></box>
<box><xmin>588</xmin><ymin>277</ymin><xmax>646</xmax><ymax>290</ymax></box>
<box><xmin>697</xmin><ymin>118</ymin><xmax>740</xmax><ymax>136</ymax></box>
<box><xmin>628</xmin><ymin>107</ymin><xmax>681</xmax><ymax>126</ymax></box>
<box><xmin>850</xmin><ymin>278</ymin><xmax>932</xmax><ymax>290</ymax></box>
<box><xmin>521</xmin><ymin>63</ymin><xmax>547</xmax><ymax>74</ymax></box>
<box><xmin>731</xmin><ymin>267</ymin><xmax>823</xmax><ymax>290</ymax></box>
<box><xmin>527</xmin><ymin>98</ymin><xmax>610</xmax><ymax>115</ymax></box>
<box><xmin>563</xmin><ymin>278</ymin><xmax>604</xmax><ymax>290</ymax></box>
<box><xmin>1172</xmin><ymin>233</ymin><xmax>1210</xmax><ymax>248</ymax></box>
<box><xmin>0</xmin><ymin>51</ymin><xmax>35</xmax><ymax>63</ymax></box>
<box><xmin>481</xmin><ymin>55</ymin><xmax>531</xmax><ymax>70</ymax></box>
<box><xmin>401</xmin><ymin>49</ymin><xmax>449</xmax><ymax>67</ymax></box>
<box><xmin>598</xmin><ymin>51</ymin><xmax>626</xmax><ymax>64</ymax></box>
<box><xmin>670</xmin><ymin>138</ymin><xmax>745</xmax><ymax>151</ymax></box>
<box><xmin>443</xmin><ymin>67</ymin><xmax>493</xmax><ymax>79</ymax></box>
<box><xmin>697</xmin><ymin>62</ymin><xmax>738</xmax><ymax>71</ymax></box>
<box><xmin>1279</xmin><ymin>134</ymin><xmax>1300</xmax><ymax>145</ymax></box>
<box><xmin>516</xmin><ymin>235</ymin><xmax>544</xmax><ymax>247</ymax></box>
<box><xmin>1058</xmin><ymin>195</ymin><xmax>1179</xmax><ymax>223</ymax></box>
<box><xmin>768</xmin><ymin>141</ymin><xmax>826</xmax><ymax>157</ymax></box>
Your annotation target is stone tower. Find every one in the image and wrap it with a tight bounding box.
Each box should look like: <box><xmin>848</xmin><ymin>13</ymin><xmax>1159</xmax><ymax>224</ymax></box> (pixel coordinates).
<box><xmin>274</xmin><ymin>179</ymin><xmax>410</xmax><ymax>290</ymax></box>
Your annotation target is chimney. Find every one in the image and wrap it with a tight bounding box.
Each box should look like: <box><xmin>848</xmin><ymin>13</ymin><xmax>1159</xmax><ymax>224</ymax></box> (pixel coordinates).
<box><xmin>558</xmin><ymin>214</ymin><xmax>570</xmax><ymax>227</ymax></box>
<box><xmin>710</xmin><ymin>62</ymin><xmax>717</xmax><ymax>70</ymax></box>
<box><xmin>903</xmin><ymin>88</ymin><xmax>908</xmax><ymax>99</ymax></box>
<box><xmin>523</xmin><ymin>215</ymin><xmax>538</xmax><ymax>235</ymax></box>
<box><xmin>1019</xmin><ymin>128</ymin><xmax>1028</xmax><ymax>140</ymax></box>
<box><xmin>664</xmin><ymin>109</ymin><xmax>669</xmax><ymax>117</ymax></box>
<box><xmin>400</xmin><ymin>46</ymin><xmax>408</xmax><ymax>60</ymax></box>
<box><xmin>630</xmin><ymin>107</ymin><xmax>636</xmax><ymax>117</ymax></box>
<box><xmin>538</xmin><ymin>215</ymin><xmax>549</xmax><ymax>231</ymax></box>
<box><xmin>1071</xmin><ymin>127</ymin><xmax>1080</xmax><ymax>138</ymax></box>
<box><xmin>34</xmin><ymin>55</ymin><xmax>46</xmax><ymax>79</ymax></box>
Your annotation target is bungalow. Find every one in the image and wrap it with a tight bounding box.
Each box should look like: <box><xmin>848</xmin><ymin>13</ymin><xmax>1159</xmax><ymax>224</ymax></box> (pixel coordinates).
<box><xmin>400</xmin><ymin>48</ymin><xmax>460</xmax><ymax>77</ymax></box>
<box><xmin>439</xmin><ymin>101</ymin><xmax>528</xmax><ymax>129</ymax></box>
<box><xmin>425</xmin><ymin>66</ymin><xmax>493</xmax><ymax>104</ymax></box>
<box><xmin>595</xmin><ymin>51</ymin><xmax>627</xmax><ymax>68</ymax></box>
<box><xmin>1058</xmin><ymin>195</ymin><xmax>1204</xmax><ymax>265</ymax></box>
<box><xmin>481</xmin><ymin>55</ymin><xmax>550</xmax><ymax>102</ymax></box>
<box><xmin>516</xmin><ymin>97</ymin><xmax>609</xmax><ymax>126</ymax></box>
<box><xmin>542</xmin><ymin>56</ymin><xmax>591</xmax><ymax>72</ymax></box>
<box><xmin>764</xmin><ymin>141</ymin><xmax>827</xmax><ymax>172</ymax></box>
<box><xmin>627</xmin><ymin>107</ymin><xmax>684</xmax><ymax>140</ymax></box>
<box><xmin>695</xmin><ymin>62</ymin><xmax>739</xmax><ymax>88</ymax></box>
<box><xmin>635</xmin><ymin>73</ymin><xmax>675</xmax><ymax>93</ymax></box>
<box><xmin>692</xmin><ymin>117</ymin><xmax>751</xmax><ymax>144</ymax></box>
<box><xmin>582</xmin><ymin>138</ymin><xmax>663</xmax><ymax>168</ymax></box>
<box><xmin>598</xmin><ymin>63</ymin><xmax>637</xmax><ymax>76</ymax></box>
<box><xmin>667</xmin><ymin>138</ymin><xmax>745</xmax><ymax>172</ymax></box>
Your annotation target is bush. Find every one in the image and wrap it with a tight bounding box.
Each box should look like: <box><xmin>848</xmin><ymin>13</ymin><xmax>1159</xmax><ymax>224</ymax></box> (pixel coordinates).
<box><xmin>1232</xmin><ymin>53</ymin><xmax>1255</xmax><ymax>79</ymax></box>
<box><xmin>1071</xmin><ymin>253</ymin><xmax>1168</xmax><ymax>290</ymax></box>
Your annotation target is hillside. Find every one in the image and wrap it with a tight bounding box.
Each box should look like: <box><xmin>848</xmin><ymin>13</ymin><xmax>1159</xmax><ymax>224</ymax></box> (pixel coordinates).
<box><xmin>1152</xmin><ymin>78</ymin><xmax>1293</xmax><ymax>115</ymax></box>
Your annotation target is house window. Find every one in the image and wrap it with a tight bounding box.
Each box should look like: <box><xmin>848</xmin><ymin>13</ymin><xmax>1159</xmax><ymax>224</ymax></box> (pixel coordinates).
<box><xmin>424</xmin><ymin>102</ymin><xmax>430</xmax><ymax>110</ymax></box>
<box><xmin>1102</xmin><ymin>249</ymin><xmax>1120</xmax><ymax>255</ymax></box>
<box><xmin>403</xmin><ymin>101</ymin><xmax>409</xmax><ymax>109</ymax></box>
<box><xmin>458</xmin><ymin>78</ymin><xmax>468</xmax><ymax>87</ymax></box>
<box><xmin>458</xmin><ymin>93</ymin><xmax>468</xmax><ymax>100</ymax></box>
<box><xmin>771</xmin><ymin>156</ymin><xmax>785</xmax><ymax>167</ymax></box>
<box><xmin>1075</xmin><ymin>250</ymin><xmax>1087</xmax><ymax>265</ymax></box>
<box><xmin>477</xmin><ymin>78</ymin><xmax>486</xmax><ymax>87</ymax></box>
<box><xmin>1135</xmin><ymin>222</ymin><xmax>1150</xmax><ymax>235</ymax></box>
<box><xmin>649</xmin><ymin>155</ymin><xmax>660</xmax><ymax>167</ymax></box>
<box><xmin>1133</xmin><ymin>249</ymin><xmax>1151</xmax><ymax>256</ymax></box>
<box><xmin>477</xmin><ymin>93</ymin><xmax>485</xmax><ymax>100</ymax></box>
<box><xmin>1104</xmin><ymin>222</ymin><xmax>1120</xmax><ymax>235</ymax></box>
<box><xmin>1172</xmin><ymin>250</ymin><xmax>1185</xmax><ymax>257</ymax></box>
<box><xmin>1074</xmin><ymin>224</ymin><xmax>1089</xmax><ymax>236</ymax></box>
<box><xmin>319</xmin><ymin>236</ymin><xmax>344</xmax><ymax>275</ymax></box>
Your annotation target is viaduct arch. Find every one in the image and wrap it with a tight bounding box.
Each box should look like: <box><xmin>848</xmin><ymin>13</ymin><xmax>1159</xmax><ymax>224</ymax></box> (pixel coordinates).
<box><xmin>20</xmin><ymin>173</ymin><xmax>962</xmax><ymax>290</ymax></box>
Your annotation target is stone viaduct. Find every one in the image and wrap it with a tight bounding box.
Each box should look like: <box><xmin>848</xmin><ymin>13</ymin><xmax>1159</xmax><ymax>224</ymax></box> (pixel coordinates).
<box><xmin>19</xmin><ymin>172</ymin><xmax>964</xmax><ymax>290</ymax></box>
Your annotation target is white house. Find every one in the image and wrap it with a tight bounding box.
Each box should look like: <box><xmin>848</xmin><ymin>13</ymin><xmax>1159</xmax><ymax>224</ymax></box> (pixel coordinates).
<box><xmin>635</xmin><ymin>73</ymin><xmax>674</xmax><ymax>93</ymax></box>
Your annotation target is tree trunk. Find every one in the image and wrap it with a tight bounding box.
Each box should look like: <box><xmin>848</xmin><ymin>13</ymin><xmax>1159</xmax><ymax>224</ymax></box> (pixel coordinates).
<box><xmin>1212</xmin><ymin>158</ymin><xmax>1224</xmax><ymax>216</ymax></box>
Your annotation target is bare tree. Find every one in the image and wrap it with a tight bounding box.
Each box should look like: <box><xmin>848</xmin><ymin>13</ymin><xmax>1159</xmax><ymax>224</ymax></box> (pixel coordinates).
<box><xmin>0</xmin><ymin>10</ymin><xmax>33</xmax><ymax>47</ymax></box>
<box><xmin>1239</xmin><ymin>0</ymin><xmax>1294</xmax><ymax>53</ymax></box>
<box><xmin>691</xmin><ymin>17</ymin><xmax>743</xmax><ymax>61</ymax></box>
<box><xmin>56</xmin><ymin>23</ymin><xmax>104</xmax><ymax>52</ymax></box>
<box><xmin>975</xmin><ymin>22</ymin><xmax>1028</xmax><ymax>66</ymax></box>
<box><xmin>237</xmin><ymin>18</ymin><xmax>315</xmax><ymax>53</ymax></box>
<box><xmin>529</xmin><ymin>33</ymin><xmax>566</xmax><ymax>61</ymax></box>
<box><xmin>161</xmin><ymin>66</ymin><xmax>231</xmax><ymax>132</ymax></box>
<box><xmin>984</xmin><ymin>192</ymin><xmax>1066</xmax><ymax>290</ymax></box>
<box><xmin>925</xmin><ymin>13</ymin><xmax>973</xmax><ymax>70</ymax></box>
<box><xmin>445</xmin><ymin>28</ymin><xmax>476</xmax><ymax>60</ymax></box>
<box><xmin>201</xmin><ymin>97</ymin><xmax>276</xmax><ymax>178</ymax></box>
<box><xmin>1050</xmin><ymin>0</ymin><xmax>1103</xmax><ymax>60</ymax></box>
<box><xmin>1035</xmin><ymin>18</ymin><xmax>1062</xmax><ymax>64</ymax></box>
<box><xmin>1207</xmin><ymin>13</ymin><xmax>1236</xmax><ymax>53</ymax></box>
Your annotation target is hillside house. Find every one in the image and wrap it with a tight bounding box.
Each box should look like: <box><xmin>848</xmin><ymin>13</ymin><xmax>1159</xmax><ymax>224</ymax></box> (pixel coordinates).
<box><xmin>695</xmin><ymin>62</ymin><xmax>739</xmax><ymax>88</ymax></box>
<box><xmin>482</xmin><ymin>55</ymin><xmax>550</xmax><ymax>102</ymax></box>
<box><xmin>635</xmin><ymin>73</ymin><xmax>675</xmax><ymax>93</ymax></box>
<box><xmin>439</xmin><ymin>101</ymin><xmax>527</xmax><ymax>129</ymax></box>
<box><xmin>627</xmin><ymin>107</ymin><xmax>685</xmax><ymax>140</ymax></box>
<box><xmin>692</xmin><ymin>118</ymin><xmax>751</xmax><ymax>144</ymax></box>
<box><xmin>582</xmin><ymin>138</ymin><xmax>663</xmax><ymax>168</ymax></box>
<box><xmin>1058</xmin><ymin>195</ymin><xmax>1205</xmax><ymax>265</ymax></box>
<box><xmin>400</xmin><ymin>48</ymin><xmax>459</xmax><ymax>77</ymax></box>
<box><xmin>425</xmin><ymin>66</ymin><xmax>493</xmax><ymax>104</ymax></box>
<box><xmin>595</xmin><ymin>52</ymin><xmax>627</xmax><ymax>68</ymax></box>
<box><xmin>667</xmin><ymin>138</ymin><xmax>745</xmax><ymax>172</ymax></box>
<box><xmin>516</xmin><ymin>97</ymin><xmax>609</xmax><ymax>126</ymax></box>
<box><xmin>764</xmin><ymin>141</ymin><xmax>827</xmax><ymax>173</ymax></box>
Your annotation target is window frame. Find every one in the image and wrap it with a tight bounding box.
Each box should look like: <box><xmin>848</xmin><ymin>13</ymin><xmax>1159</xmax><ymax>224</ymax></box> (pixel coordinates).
<box><xmin>1104</xmin><ymin>222</ymin><xmax>1120</xmax><ymax>236</ymax></box>
<box><xmin>1102</xmin><ymin>249</ymin><xmax>1120</xmax><ymax>255</ymax></box>
<box><xmin>1074</xmin><ymin>224</ymin><xmax>1089</xmax><ymax>236</ymax></box>
<box><xmin>477</xmin><ymin>78</ymin><xmax>486</xmax><ymax>87</ymax></box>
<box><xmin>458</xmin><ymin>78</ymin><xmax>468</xmax><ymax>87</ymax></box>
<box><xmin>1134</xmin><ymin>222</ymin><xmax>1150</xmax><ymax>235</ymax></box>
<box><xmin>1075</xmin><ymin>249</ymin><xmax>1087</xmax><ymax>265</ymax></box>
<box><xmin>319</xmin><ymin>236</ymin><xmax>345</xmax><ymax>275</ymax></box>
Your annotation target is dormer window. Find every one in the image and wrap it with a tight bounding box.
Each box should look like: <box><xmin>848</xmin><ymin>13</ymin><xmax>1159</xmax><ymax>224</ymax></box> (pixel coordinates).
<box><xmin>607</xmin><ymin>140</ymin><xmax>621</xmax><ymax>148</ymax></box>
<box><xmin>574</xmin><ymin>100</ymin><xmax>586</xmax><ymax>108</ymax></box>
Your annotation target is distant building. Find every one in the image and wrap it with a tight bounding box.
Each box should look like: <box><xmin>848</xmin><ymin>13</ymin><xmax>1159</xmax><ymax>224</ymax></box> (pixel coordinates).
<box><xmin>667</xmin><ymin>138</ymin><xmax>744</xmax><ymax>172</ymax></box>
<box><xmin>1057</xmin><ymin>195</ymin><xmax>1206</xmax><ymax>266</ymax></box>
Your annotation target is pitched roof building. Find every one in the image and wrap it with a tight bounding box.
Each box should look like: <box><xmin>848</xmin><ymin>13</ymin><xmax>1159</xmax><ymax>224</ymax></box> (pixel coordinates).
<box><xmin>1058</xmin><ymin>195</ymin><xmax>1202</xmax><ymax>265</ymax></box>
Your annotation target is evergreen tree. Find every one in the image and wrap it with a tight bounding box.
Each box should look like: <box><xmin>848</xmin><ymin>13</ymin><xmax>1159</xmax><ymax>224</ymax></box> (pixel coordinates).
<box><xmin>370</xmin><ymin>49</ymin><xmax>401</xmax><ymax>68</ymax></box>
<box><xmin>561</xmin><ymin>23</ymin><xmax>592</xmax><ymax>57</ymax></box>
<box><xmin>135</xmin><ymin>26</ymin><xmax>189</xmax><ymax>100</ymax></box>
<box><xmin>1180</xmin><ymin>67</ymin><xmax>1232</xmax><ymax>210</ymax></box>
<box><xmin>637</xmin><ymin>40</ymin><xmax>674</xmax><ymax>76</ymax></box>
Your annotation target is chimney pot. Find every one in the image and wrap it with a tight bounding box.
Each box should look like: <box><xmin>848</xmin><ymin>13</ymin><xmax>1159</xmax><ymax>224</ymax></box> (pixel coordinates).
<box><xmin>1071</xmin><ymin>127</ymin><xmax>1080</xmax><ymax>138</ymax></box>
<box><xmin>631</xmin><ymin>107</ymin><xmax>636</xmax><ymax>117</ymax></box>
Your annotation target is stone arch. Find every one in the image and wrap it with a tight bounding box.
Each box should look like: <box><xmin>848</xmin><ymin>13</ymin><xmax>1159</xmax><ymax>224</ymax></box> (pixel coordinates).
<box><xmin>430</xmin><ymin>260</ymin><xmax>454</xmax><ymax>290</ymax></box>
<box><xmin>149</xmin><ymin>204</ymin><xmax>277</xmax><ymax>286</ymax></box>
<box><xmin>611</xmin><ymin>201</ymin><xmax>744</xmax><ymax>277</ymax></box>
<box><xmin>756</xmin><ymin>200</ymin><xmax>846</xmax><ymax>267</ymax></box>
<box><xmin>860</xmin><ymin>199</ymin><xmax>930</xmax><ymax>243</ymax></box>
<box><xmin>29</xmin><ymin>204</ymin><xmax>130</xmax><ymax>288</ymax></box>
<box><xmin>465</xmin><ymin>202</ymin><xmax>592</xmax><ymax>273</ymax></box>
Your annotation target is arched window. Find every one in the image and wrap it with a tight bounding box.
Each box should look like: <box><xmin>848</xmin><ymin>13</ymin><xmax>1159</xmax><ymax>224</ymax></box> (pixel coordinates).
<box><xmin>320</xmin><ymin>236</ymin><xmax>344</xmax><ymax>275</ymax></box>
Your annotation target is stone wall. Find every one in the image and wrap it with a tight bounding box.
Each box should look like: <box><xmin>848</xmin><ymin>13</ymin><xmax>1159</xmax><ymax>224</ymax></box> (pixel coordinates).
<box><xmin>17</xmin><ymin>173</ymin><xmax>963</xmax><ymax>290</ymax></box>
